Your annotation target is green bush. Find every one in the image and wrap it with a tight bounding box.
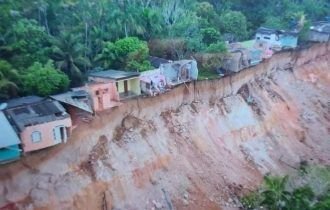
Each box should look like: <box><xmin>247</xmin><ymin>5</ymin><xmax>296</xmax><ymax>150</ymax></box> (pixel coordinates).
<box><xmin>97</xmin><ymin>37</ymin><xmax>152</xmax><ymax>72</ymax></box>
<box><xmin>22</xmin><ymin>61</ymin><xmax>69</xmax><ymax>96</ymax></box>
<box><xmin>205</xmin><ymin>42</ymin><xmax>227</xmax><ymax>53</ymax></box>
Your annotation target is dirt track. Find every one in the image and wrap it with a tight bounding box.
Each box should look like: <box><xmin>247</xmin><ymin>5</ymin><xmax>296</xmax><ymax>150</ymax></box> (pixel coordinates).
<box><xmin>0</xmin><ymin>43</ymin><xmax>329</xmax><ymax>210</ymax></box>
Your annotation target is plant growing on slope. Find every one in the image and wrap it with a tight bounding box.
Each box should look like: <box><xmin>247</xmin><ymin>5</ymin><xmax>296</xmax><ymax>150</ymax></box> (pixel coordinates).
<box><xmin>260</xmin><ymin>175</ymin><xmax>291</xmax><ymax>210</ymax></box>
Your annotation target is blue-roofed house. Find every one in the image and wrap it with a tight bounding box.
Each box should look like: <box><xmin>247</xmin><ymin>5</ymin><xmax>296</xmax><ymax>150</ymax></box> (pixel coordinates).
<box><xmin>0</xmin><ymin>111</ymin><xmax>21</xmax><ymax>164</ymax></box>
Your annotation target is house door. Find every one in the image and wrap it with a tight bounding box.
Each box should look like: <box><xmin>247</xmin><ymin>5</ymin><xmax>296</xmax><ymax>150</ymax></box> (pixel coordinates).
<box><xmin>124</xmin><ymin>80</ymin><xmax>128</xmax><ymax>93</ymax></box>
<box><xmin>53</xmin><ymin>126</ymin><xmax>67</xmax><ymax>144</ymax></box>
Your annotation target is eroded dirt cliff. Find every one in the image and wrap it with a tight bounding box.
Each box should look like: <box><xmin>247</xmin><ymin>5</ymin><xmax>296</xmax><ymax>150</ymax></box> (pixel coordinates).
<box><xmin>0</xmin><ymin>43</ymin><xmax>329</xmax><ymax>210</ymax></box>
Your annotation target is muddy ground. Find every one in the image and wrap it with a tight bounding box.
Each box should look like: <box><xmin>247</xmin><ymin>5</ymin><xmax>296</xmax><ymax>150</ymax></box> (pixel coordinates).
<box><xmin>0</xmin><ymin>43</ymin><xmax>329</xmax><ymax>210</ymax></box>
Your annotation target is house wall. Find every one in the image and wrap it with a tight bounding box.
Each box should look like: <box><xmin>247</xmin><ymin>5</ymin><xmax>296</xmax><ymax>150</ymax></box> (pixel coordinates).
<box><xmin>308</xmin><ymin>31</ymin><xmax>330</xmax><ymax>42</ymax></box>
<box><xmin>256</xmin><ymin>32</ymin><xmax>281</xmax><ymax>47</ymax></box>
<box><xmin>250</xmin><ymin>49</ymin><xmax>263</xmax><ymax>65</ymax></box>
<box><xmin>87</xmin><ymin>82</ymin><xmax>120</xmax><ymax>112</ymax></box>
<box><xmin>116</xmin><ymin>78</ymin><xmax>141</xmax><ymax>95</ymax></box>
<box><xmin>189</xmin><ymin>60</ymin><xmax>199</xmax><ymax>80</ymax></box>
<box><xmin>0</xmin><ymin>145</ymin><xmax>20</xmax><ymax>164</ymax></box>
<box><xmin>20</xmin><ymin>117</ymin><xmax>72</xmax><ymax>153</ymax></box>
<box><xmin>280</xmin><ymin>35</ymin><xmax>298</xmax><ymax>48</ymax></box>
<box><xmin>161</xmin><ymin>61</ymin><xmax>199</xmax><ymax>85</ymax></box>
<box><xmin>117</xmin><ymin>80</ymin><xmax>125</xmax><ymax>93</ymax></box>
<box><xmin>161</xmin><ymin>66</ymin><xmax>178</xmax><ymax>84</ymax></box>
<box><xmin>130</xmin><ymin>78</ymin><xmax>141</xmax><ymax>95</ymax></box>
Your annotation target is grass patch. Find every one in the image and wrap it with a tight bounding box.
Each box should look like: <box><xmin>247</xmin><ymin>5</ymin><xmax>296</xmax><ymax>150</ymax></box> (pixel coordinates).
<box><xmin>198</xmin><ymin>69</ymin><xmax>221</xmax><ymax>80</ymax></box>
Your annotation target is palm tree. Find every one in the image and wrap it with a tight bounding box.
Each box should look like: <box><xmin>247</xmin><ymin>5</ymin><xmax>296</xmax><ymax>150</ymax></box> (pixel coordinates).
<box><xmin>109</xmin><ymin>1</ymin><xmax>145</xmax><ymax>38</ymax></box>
<box><xmin>50</xmin><ymin>32</ymin><xmax>90</xmax><ymax>87</ymax></box>
<box><xmin>261</xmin><ymin>175</ymin><xmax>291</xmax><ymax>210</ymax></box>
<box><xmin>287</xmin><ymin>186</ymin><xmax>314</xmax><ymax>210</ymax></box>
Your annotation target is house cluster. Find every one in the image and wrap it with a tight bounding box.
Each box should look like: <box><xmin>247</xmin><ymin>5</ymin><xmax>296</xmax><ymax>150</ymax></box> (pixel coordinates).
<box><xmin>0</xmin><ymin>59</ymin><xmax>198</xmax><ymax>164</ymax></box>
<box><xmin>1</xmin><ymin>21</ymin><xmax>329</xmax><ymax>164</ymax></box>
<box><xmin>218</xmin><ymin>20</ymin><xmax>330</xmax><ymax>75</ymax></box>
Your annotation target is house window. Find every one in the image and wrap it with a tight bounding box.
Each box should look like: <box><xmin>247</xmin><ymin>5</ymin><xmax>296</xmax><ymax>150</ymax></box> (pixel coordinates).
<box><xmin>31</xmin><ymin>131</ymin><xmax>42</xmax><ymax>143</ymax></box>
<box><xmin>53</xmin><ymin>126</ymin><xmax>67</xmax><ymax>142</ymax></box>
<box><xmin>263</xmin><ymin>36</ymin><xmax>271</xmax><ymax>40</ymax></box>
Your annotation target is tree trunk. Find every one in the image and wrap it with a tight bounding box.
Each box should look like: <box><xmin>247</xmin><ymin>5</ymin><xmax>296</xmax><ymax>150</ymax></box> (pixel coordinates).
<box><xmin>84</xmin><ymin>22</ymin><xmax>88</xmax><ymax>72</ymax></box>
<box><xmin>43</xmin><ymin>9</ymin><xmax>50</xmax><ymax>35</ymax></box>
<box><xmin>124</xmin><ymin>23</ymin><xmax>128</xmax><ymax>38</ymax></box>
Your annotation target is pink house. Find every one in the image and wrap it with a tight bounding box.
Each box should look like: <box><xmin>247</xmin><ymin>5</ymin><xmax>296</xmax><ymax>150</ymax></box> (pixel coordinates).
<box><xmin>5</xmin><ymin>96</ymin><xmax>72</xmax><ymax>153</ymax></box>
<box><xmin>87</xmin><ymin>70</ymin><xmax>141</xmax><ymax>112</ymax></box>
<box><xmin>86</xmin><ymin>81</ymin><xmax>121</xmax><ymax>112</ymax></box>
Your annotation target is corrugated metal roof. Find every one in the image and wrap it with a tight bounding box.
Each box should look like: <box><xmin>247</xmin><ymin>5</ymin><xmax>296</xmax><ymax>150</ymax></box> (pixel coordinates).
<box><xmin>50</xmin><ymin>90</ymin><xmax>93</xmax><ymax>113</ymax></box>
<box><xmin>89</xmin><ymin>70</ymin><xmax>140</xmax><ymax>81</ymax></box>
<box><xmin>0</xmin><ymin>111</ymin><xmax>20</xmax><ymax>148</ymax></box>
<box><xmin>310</xmin><ymin>22</ymin><xmax>330</xmax><ymax>33</ymax></box>
<box><xmin>149</xmin><ymin>56</ymin><xmax>171</xmax><ymax>68</ymax></box>
<box><xmin>257</xmin><ymin>27</ymin><xmax>298</xmax><ymax>36</ymax></box>
<box><xmin>5</xmin><ymin>100</ymin><xmax>69</xmax><ymax>132</ymax></box>
<box><xmin>6</xmin><ymin>96</ymin><xmax>44</xmax><ymax>109</ymax></box>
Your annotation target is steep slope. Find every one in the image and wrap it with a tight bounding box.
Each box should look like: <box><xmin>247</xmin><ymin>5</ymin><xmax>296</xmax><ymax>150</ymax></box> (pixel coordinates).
<box><xmin>0</xmin><ymin>44</ymin><xmax>329</xmax><ymax>210</ymax></box>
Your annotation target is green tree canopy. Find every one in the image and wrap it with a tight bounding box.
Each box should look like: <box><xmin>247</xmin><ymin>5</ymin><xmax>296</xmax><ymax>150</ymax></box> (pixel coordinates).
<box><xmin>220</xmin><ymin>11</ymin><xmax>248</xmax><ymax>41</ymax></box>
<box><xmin>0</xmin><ymin>60</ymin><xmax>20</xmax><ymax>99</ymax></box>
<box><xmin>22</xmin><ymin>61</ymin><xmax>69</xmax><ymax>96</ymax></box>
<box><xmin>96</xmin><ymin>37</ymin><xmax>151</xmax><ymax>72</ymax></box>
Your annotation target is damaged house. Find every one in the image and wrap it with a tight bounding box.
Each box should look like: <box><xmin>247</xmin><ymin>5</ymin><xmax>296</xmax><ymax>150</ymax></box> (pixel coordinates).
<box><xmin>255</xmin><ymin>27</ymin><xmax>298</xmax><ymax>50</ymax></box>
<box><xmin>4</xmin><ymin>96</ymin><xmax>72</xmax><ymax>153</ymax></box>
<box><xmin>140</xmin><ymin>69</ymin><xmax>167</xmax><ymax>96</ymax></box>
<box><xmin>308</xmin><ymin>21</ymin><xmax>330</xmax><ymax>42</ymax></box>
<box><xmin>159</xmin><ymin>60</ymin><xmax>198</xmax><ymax>86</ymax></box>
<box><xmin>222</xmin><ymin>43</ymin><xmax>263</xmax><ymax>73</ymax></box>
<box><xmin>50</xmin><ymin>89</ymin><xmax>93</xmax><ymax>126</ymax></box>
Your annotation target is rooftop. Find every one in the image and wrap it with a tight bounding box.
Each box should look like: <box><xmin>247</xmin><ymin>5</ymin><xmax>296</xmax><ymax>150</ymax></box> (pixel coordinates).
<box><xmin>0</xmin><ymin>111</ymin><xmax>21</xmax><ymax>148</ymax></box>
<box><xmin>310</xmin><ymin>21</ymin><xmax>330</xmax><ymax>33</ymax></box>
<box><xmin>5</xmin><ymin>99</ymin><xmax>69</xmax><ymax>132</ymax></box>
<box><xmin>161</xmin><ymin>59</ymin><xmax>196</xmax><ymax>69</ymax></box>
<box><xmin>240</xmin><ymin>40</ymin><xmax>255</xmax><ymax>49</ymax></box>
<box><xmin>50</xmin><ymin>90</ymin><xmax>93</xmax><ymax>113</ymax></box>
<box><xmin>256</xmin><ymin>27</ymin><xmax>298</xmax><ymax>36</ymax></box>
<box><xmin>89</xmin><ymin>70</ymin><xmax>140</xmax><ymax>81</ymax></box>
<box><xmin>6</xmin><ymin>96</ymin><xmax>44</xmax><ymax>109</ymax></box>
<box><xmin>149</xmin><ymin>56</ymin><xmax>171</xmax><ymax>68</ymax></box>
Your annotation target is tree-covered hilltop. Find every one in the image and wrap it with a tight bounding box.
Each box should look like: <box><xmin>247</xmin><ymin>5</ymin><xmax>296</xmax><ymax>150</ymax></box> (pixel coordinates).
<box><xmin>0</xmin><ymin>0</ymin><xmax>329</xmax><ymax>99</ymax></box>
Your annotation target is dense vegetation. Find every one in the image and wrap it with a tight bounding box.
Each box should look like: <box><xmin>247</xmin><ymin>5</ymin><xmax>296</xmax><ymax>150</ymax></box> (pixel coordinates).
<box><xmin>241</xmin><ymin>165</ymin><xmax>330</xmax><ymax>210</ymax></box>
<box><xmin>0</xmin><ymin>0</ymin><xmax>329</xmax><ymax>99</ymax></box>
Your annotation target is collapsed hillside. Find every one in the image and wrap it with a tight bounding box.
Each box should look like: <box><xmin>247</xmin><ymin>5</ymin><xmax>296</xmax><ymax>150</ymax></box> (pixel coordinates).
<box><xmin>0</xmin><ymin>43</ymin><xmax>329</xmax><ymax>210</ymax></box>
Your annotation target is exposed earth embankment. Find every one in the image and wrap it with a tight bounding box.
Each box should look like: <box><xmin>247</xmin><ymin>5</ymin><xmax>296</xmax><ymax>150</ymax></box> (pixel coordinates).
<box><xmin>0</xmin><ymin>43</ymin><xmax>329</xmax><ymax>210</ymax></box>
